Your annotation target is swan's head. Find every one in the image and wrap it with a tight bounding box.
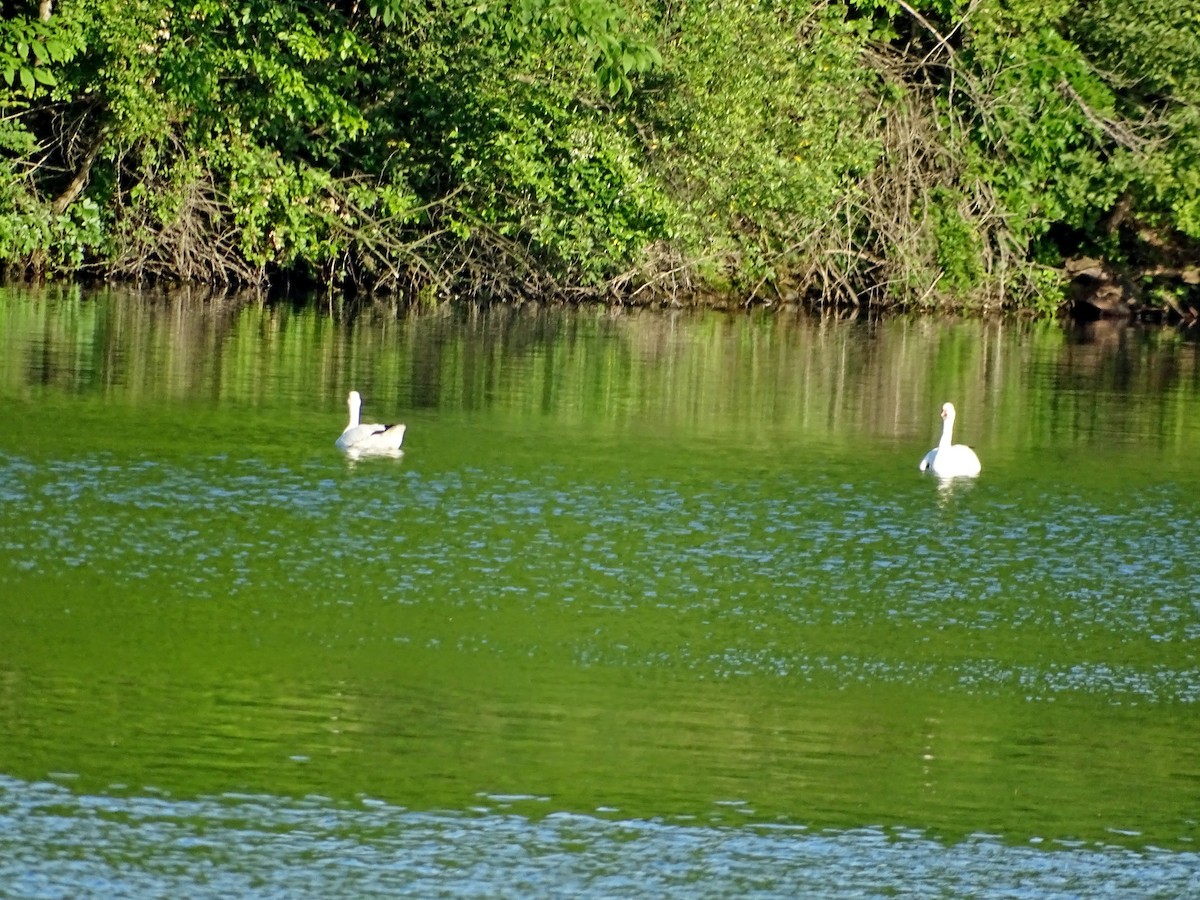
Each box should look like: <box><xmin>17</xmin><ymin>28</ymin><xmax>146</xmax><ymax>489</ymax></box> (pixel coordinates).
<box><xmin>941</xmin><ymin>402</ymin><xmax>956</xmax><ymax>421</ymax></box>
<box><xmin>348</xmin><ymin>390</ymin><xmax>362</xmax><ymax>410</ymax></box>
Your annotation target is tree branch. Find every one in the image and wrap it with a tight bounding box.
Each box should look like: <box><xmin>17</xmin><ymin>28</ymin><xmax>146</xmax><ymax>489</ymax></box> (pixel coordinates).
<box><xmin>50</xmin><ymin>129</ymin><xmax>105</xmax><ymax>215</ymax></box>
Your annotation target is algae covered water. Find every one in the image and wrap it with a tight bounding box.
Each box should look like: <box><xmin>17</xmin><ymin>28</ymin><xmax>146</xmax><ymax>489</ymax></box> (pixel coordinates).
<box><xmin>1</xmin><ymin>287</ymin><xmax>1198</xmax><ymax>896</ymax></box>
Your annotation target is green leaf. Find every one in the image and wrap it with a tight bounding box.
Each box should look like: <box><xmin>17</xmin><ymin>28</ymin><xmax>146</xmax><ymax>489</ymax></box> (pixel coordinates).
<box><xmin>44</xmin><ymin>39</ymin><xmax>70</xmax><ymax>62</ymax></box>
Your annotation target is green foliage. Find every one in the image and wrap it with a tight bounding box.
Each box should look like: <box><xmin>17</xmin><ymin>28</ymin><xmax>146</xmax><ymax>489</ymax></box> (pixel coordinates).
<box><xmin>956</xmin><ymin>1</ymin><xmax>1117</xmax><ymax>239</ymax></box>
<box><xmin>0</xmin><ymin>10</ymin><xmax>85</xmax><ymax>223</ymax></box>
<box><xmin>0</xmin><ymin>0</ymin><xmax>1196</xmax><ymax>311</ymax></box>
<box><xmin>0</xmin><ymin>14</ymin><xmax>79</xmax><ymax>93</ymax></box>
<box><xmin>1022</xmin><ymin>266</ymin><xmax>1068</xmax><ymax>319</ymax></box>
<box><xmin>1065</xmin><ymin>0</ymin><xmax>1200</xmax><ymax>238</ymax></box>
<box><xmin>846</xmin><ymin>0</ymin><xmax>1196</xmax><ymax>308</ymax></box>
<box><xmin>645</xmin><ymin>0</ymin><xmax>884</xmax><ymax>295</ymax></box>
<box><xmin>0</xmin><ymin>165</ymin><xmax>105</xmax><ymax>274</ymax></box>
<box><xmin>927</xmin><ymin>189</ymin><xmax>983</xmax><ymax>294</ymax></box>
<box><xmin>1</xmin><ymin>55</ymin><xmax>81</xmax><ymax>274</ymax></box>
<box><xmin>453</xmin><ymin>0</ymin><xmax>662</xmax><ymax>98</ymax></box>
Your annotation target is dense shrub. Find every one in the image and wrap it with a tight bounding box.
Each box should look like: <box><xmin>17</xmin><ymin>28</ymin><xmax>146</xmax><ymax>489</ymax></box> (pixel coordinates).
<box><xmin>0</xmin><ymin>0</ymin><xmax>1196</xmax><ymax>312</ymax></box>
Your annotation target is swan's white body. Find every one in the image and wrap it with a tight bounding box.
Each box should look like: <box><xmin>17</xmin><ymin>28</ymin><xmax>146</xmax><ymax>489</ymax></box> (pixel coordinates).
<box><xmin>335</xmin><ymin>390</ymin><xmax>406</xmax><ymax>453</ymax></box>
<box><xmin>920</xmin><ymin>402</ymin><xmax>981</xmax><ymax>478</ymax></box>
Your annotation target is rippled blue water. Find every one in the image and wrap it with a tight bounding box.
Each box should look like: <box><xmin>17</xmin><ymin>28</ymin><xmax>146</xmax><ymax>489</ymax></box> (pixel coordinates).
<box><xmin>3</xmin><ymin>776</ymin><xmax>1197</xmax><ymax>899</ymax></box>
<box><xmin>8</xmin><ymin>447</ymin><xmax>1198</xmax><ymax>701</ymax></box>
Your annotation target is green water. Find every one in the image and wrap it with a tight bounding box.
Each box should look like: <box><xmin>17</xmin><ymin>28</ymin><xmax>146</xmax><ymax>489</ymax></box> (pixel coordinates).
<box><xmin>1</xmin><ymin>286</ymin><xmax>1198</xmax><ymax>896</ymax></box>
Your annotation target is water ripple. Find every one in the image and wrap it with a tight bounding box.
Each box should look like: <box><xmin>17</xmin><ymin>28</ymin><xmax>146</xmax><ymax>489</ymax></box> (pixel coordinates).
<box><xmin>3</xmin><ymin>452</ymin><xmax>1198</xmax><ymax>704</ymax></box>
<box><xmin>1</xmin><ymin>776</ymin><xmax>1195</xmax><ymax>899</ymax></box>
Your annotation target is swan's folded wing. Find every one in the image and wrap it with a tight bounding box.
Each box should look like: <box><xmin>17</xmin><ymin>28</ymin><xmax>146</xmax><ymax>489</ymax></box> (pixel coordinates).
<box><xmin>336</xmin><ymin>422</ymin><xmax>387</xmax><ymax>449</ymax></box>
<box><xmin>379</xmin><ymin>423</ymin><xmax>406</xmax><ymax>442</ymax></box>
<box><xmin>367</xmin><ymin>423</ymin><xmax>406</xmax><ymax>448</ymax></box>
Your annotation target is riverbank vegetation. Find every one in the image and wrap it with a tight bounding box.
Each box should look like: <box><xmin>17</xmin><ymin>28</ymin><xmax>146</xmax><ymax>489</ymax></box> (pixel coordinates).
<box><xmin>2</xmin><ymin>1</ymin><xmax>1197</xmax><ymax>316</ymax></box>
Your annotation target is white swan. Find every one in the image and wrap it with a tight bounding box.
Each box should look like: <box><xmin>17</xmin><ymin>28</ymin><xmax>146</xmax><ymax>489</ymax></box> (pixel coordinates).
<box><xmin>335</xmin><ymin>390</ymin><xmax>406</xmax><ymax>453</ymax></box>
<box><xmin>920</xmin><ymin>401</ymin><xmax>981</xmax><ymax>478</ymax></box>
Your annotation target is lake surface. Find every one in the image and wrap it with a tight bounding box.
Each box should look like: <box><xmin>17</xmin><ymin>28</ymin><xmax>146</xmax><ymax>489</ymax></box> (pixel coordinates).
<box><xmin>1</xmin><ymin>285</ymin><xmax>1199</xmax><ymax>897</ymax></box>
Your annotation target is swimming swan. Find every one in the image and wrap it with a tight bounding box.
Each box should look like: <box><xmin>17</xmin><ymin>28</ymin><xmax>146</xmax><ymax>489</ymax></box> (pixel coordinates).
<box><xmin>335</xmin><ymin>390</ymin><xmax>406</xmax><ymax>453</ymax></box>
<box><xmin>919</xmin><ymin>402</ymin><xmax>981</xmax><ymax>477</ymax></box>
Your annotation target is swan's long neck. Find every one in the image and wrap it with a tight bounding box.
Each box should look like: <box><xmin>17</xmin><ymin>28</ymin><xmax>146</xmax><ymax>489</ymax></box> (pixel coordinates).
<box><xmin>347</xmin><ymin>394</ymin><xmax>362</xmax><ymax>428</ymax></box>
<box><xmin>939</xmin><ymin>412</ymin><xmax>955</xmax><ymax>450</ymax></box>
